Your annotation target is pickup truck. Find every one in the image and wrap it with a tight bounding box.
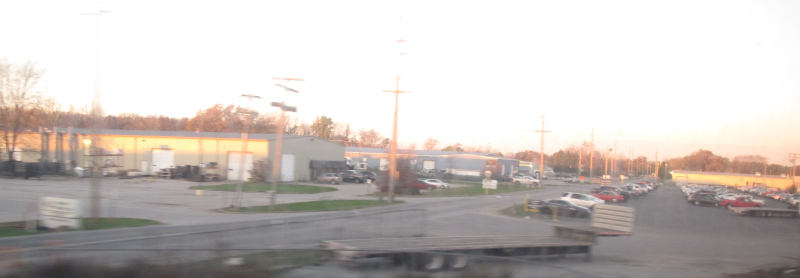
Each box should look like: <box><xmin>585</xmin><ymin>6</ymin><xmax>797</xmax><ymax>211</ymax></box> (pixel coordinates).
<box><xmin>719</xmin><ymin>197</ymin><xmax>763</xmax><ymax>208</ymax></box>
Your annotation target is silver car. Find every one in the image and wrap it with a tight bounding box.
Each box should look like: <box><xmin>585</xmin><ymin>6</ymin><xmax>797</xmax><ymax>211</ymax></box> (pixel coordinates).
<box><xmin>316</xmin><ymin>173</ymin><xmax>342</xmax><ymax>185</ymax></box>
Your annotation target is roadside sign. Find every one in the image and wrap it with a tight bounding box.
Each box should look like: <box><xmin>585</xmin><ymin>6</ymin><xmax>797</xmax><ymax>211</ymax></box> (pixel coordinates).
<box><xmin>482</xmin><ymin>179</ymin><xmax>498</xmax><ymax>190</ymax></box>
<box><xmin>579</xmin><ymin>176</ymin><xmax>585</xmax><ymax>182</ymax></box>
<box><xmin>39</xmin><ymin>197</ymin><xmax>81</xmax><ymax>230</ymax></box>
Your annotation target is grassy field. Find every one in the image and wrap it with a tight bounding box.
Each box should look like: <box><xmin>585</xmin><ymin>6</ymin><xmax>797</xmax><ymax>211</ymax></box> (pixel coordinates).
<box><xmin>0</xmin><ymin>218</ymin><xmax>161</xmax><ymax>238</ymax></box>
<box><xmin>190</xmin><ymin>182</ymin><xmax>337</xmax><ymax>194</ymax></box>
<box><xmin>224</xmin><ymin>199</ymin><xmax>403</xmax><ymax>213</ymax></box>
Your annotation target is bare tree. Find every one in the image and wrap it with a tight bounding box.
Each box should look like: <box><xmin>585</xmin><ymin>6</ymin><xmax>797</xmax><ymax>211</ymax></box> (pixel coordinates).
<box><xmin>358</xmin><ymin>129</ymin><xmax>382</xmax><ymax>147</ymax></box>
<box><xmin>0</xmin><ymin>60</ymin><xmax>45</xmax><ymax>162</ymax></box>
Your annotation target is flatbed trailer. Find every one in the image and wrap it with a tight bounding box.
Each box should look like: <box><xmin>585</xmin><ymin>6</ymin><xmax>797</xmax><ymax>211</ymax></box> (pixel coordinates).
<box><xmin>729</xmin><ymin>207</ymin><xmax>799</xmax><ymax>218</ymax></box>
<box><xmin>323</xmin><ymin>204</ymin><xmax>634</xmax><ymax>270</ymax></box>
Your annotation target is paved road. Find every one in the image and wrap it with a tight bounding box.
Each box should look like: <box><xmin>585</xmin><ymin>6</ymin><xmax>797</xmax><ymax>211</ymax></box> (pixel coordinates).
<box><xmin>2</xmin><ymin>181</ymin><xmax>799</xmax><ymax>277</ymax></box>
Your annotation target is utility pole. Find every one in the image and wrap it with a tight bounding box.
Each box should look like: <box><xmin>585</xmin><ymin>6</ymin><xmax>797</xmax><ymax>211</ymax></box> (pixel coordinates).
<box><xmin>384</xmin><ymin>75</ymin><xmax>409</xmax><ymax>203</ymax></box>
<box><xmin>589</xmin><ymin>129</ymin><xmax>594</xmax><ymax>182</ymax></box>
<box><xmin>789</xmin><ymin>153</ymin><xmax>799</xmax><ymax>187</ymax></box>
<box><xmin>383</xmin><ymin>39</ymin><xmax>409</xmax><ymax>203</ymax></box>
<box><xmin>535</xmin><ymin>114</ymin><xmax>551</xmax><ymax>186</ymax></box>
<box><xmin>654</xmin><ymin>152</ymin><xmax>659</xmax><ymax>179</ymax></box>
<box><xmin>81</xmin><ymin>7</ymin><xmax>110</xmax><ymax>223</ymax></box>
<box><xmin>232</xmin><ymin>94</ymin><xmax>261</xmax><ymax>209</ymax></box>
<box><xmin>269</xmin><ymin>78</ymin><xmax>302</xmax><ymax>211</ymax></box>
<box><xmin>578</xmin><ymin>149</ymin><xmax>582</xmax><ymax>178</ymax></box>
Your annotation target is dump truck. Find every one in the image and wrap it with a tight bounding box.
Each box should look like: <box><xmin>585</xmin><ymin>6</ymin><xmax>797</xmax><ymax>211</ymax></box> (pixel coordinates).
<box><xmin>322</xmin><ymin>204</ymin><xmax>634</xmax><ymax>270</ymax></box>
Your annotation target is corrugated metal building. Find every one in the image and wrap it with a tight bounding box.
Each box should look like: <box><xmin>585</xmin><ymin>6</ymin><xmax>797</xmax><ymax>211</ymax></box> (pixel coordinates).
<box><xmin>671</xmin><ymin>170</ymin><xmax>799</xmax><ymax>190</ymax></box>
<box><xmin>7</xmin><ymin>128</ymin><xmax>345</xmax><ymax>181</ymax></box>
<box><xmin>345</xmin><ymin>147</ymin><xmax>520</xmax><ymax>180</ymax></box>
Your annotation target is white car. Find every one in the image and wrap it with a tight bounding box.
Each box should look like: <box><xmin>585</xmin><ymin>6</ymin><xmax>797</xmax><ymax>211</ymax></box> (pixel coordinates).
<box><xmin>560</xmin><ymin>192</ymin><xmax>605</xmax><ymax>209</ymax></box>
<box><xmin>512</xmin><ymin>175</ymin><xmax>540</xmax><ymax>186</ymax></box>
<box><xmin>423</xmin><ymin>179</ymin><xmax>449</xmax><ymax>189</ymax></box>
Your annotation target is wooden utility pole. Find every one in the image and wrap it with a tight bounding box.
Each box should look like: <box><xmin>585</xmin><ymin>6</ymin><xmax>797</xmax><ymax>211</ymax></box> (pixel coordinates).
<box><xmin>789</xmin><ymin>153</ymin><xmax>799</xmax><ymax>187</ymax></box>
<box><xmin>269</xmin><ymin>78</ymin><xmax>302</xmax><ymax>211</ymax></box>
<box><xmin>654</xmin><ymin>152</ymin><xmax>659</xmax><ymax>179</ymax></box>
<box><xmin>578</xmin><ymin>149</ymin><xmax>582</xmax><ymax>177</ymax></box>
<box><xmin>535</xmin><ymin>115</ymin><xmax>551</xmax><ymax>185</ymax></box>
<box><xmin>589</xmin><ymin>129</ymin><xmax>594</xmax><ymax>182</ymax></box>
<box><xmin>382</xmin><ymin>39</ymin><xmax>410</xmax><ymax>203</ymax></box>
<box><xmin>383</xmin><ymin>76</ymin><xmax>409</xmax><ymax>203</ymax></box>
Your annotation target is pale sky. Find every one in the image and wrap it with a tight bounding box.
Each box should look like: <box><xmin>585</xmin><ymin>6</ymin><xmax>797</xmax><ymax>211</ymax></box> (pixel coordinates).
<box><xmin>1</xmin><ymin>0</ymin><xmax>798</xmax><ymax>164</ymax></box>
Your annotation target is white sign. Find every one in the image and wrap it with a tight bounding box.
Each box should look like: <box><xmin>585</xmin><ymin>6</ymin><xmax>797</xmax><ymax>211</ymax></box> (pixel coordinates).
<box><xmin>482</xmin><ymin>179</ymin><xmax>498</xmax><ymax>190</ymax></box>
<box><xmin>39</xmin><ymin>197</ymin><xmax>81</xmax><ymax>229</ymax></box>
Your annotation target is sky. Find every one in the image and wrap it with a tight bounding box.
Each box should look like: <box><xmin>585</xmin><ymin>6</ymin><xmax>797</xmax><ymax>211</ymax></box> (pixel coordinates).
<box><xmin>1</xmin><ymin>0</ymin><xmax>798</xmax><ymax>164</ymax></box>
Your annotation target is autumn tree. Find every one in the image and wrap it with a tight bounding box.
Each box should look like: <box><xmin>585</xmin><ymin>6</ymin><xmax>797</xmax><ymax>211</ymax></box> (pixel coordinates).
<box><xmin>186</xmin><ymin>104</ymin><xmax>229</xmax><ymax>132</ymax></box>
<box><xmin>0</xmin><ymin>60</ymin><xmax>47</xmax><ymax>161</ymax></box>
<box><xmin>423</xmin><ymin>138</ymin><xmax>439</xmax><ymax>151</ymax></box>
<box><xmin>670</xmin><ymin>149</ymin><xmax>728</xmax><ymax>172</ymax></box>
<box><xmin>441</xmin><ymin>143</ymin><xmax>464</xmax><ymax>152</ymax></box>
<box><xmin>310</xmin><ymin>116</ymin><xmax>334</xmax><ymax>139</ymax></box>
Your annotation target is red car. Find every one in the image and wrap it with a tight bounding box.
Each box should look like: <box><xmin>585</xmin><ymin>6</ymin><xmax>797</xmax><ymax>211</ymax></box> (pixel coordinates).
<box><xmin>592</xmin><ymin>191</ymin><xmax>625</xmax><ymax>203</ymax></box>
<box><xmin>719</xmin><ymin>197</ymin><xmax>763</xmax><ymax>208</ymax></box>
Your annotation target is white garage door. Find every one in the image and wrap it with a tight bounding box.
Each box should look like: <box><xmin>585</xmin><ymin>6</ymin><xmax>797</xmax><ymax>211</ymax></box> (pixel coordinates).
<box><xmin>423</xmin><ymin>160</ymin><xmax>436</xmax><ymax>170</ymax></box>
<box><xmin>227</xmin><ymin>152</ymin><xmax>253</xmax><ymax>181</ymax></box>
<box><xmin>151</xmin><ymin>149</ymin><xmax>174</xmax><ymax>175</ymax></box>
<box><xmin>281</xmin><ymin>154</ymin><xmax>295</xmax><ymax>182</ymax></box>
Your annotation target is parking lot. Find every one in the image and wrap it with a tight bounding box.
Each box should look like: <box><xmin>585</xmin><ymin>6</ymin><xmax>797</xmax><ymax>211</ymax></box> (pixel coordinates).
<box><xmin>286</xmin><ymin>182</ymin><xmax>800</xmax><ymax>278</ymax></box>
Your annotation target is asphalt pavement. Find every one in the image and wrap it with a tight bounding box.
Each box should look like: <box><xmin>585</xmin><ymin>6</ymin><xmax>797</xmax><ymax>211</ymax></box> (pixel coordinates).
<box><xmin>2</xmin><ymin>181</ymin><xmax>799</xmax><ymax>278</ymax></box>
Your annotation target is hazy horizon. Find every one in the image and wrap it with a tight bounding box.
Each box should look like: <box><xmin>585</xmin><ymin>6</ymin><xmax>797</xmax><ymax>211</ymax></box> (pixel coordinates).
<box><xmin>2</xmin><ymin>0</ymin><xmax>798</xmax><ymax>164</ymax></box>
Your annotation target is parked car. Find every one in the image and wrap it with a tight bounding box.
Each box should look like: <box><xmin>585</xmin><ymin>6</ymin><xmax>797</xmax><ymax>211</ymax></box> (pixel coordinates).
<box><xmin>688</xmin><ymin>192</ymin><xmax>718</xmax><ymax>206</ymax></box>
<box><xmin>560</xmin><ymin>192</ymin><xmax>605</xmax><ymax>209</ymax></box>
<box><xmin>719</xmin><ymin>196</ymin><xmax>763</xmax><ymax>208</ymax></box>
<box><xmin>360</xmin><ymin>171</ymin><xmax>377</xmax><ymax>183</ymax></box>
<box><xmin>538</xmin><ymin>199</ymin><xmax>592</xmax><ymax>218</ymax></box>
<box><xmin>422</xmin><ymin>179</ymin><xmax>449</xmax><ymax>189</ymax></box>
<box><xmin>339</xmin><ymin>170</ymin><xmax>366</xmax><ymax>183</ymax></box>
<box><xmin>592</xmin><ymin>191</ymin><xmax>626</xmax><ymax>203</ymax></box>
<box><xmin>315</xmin><ymin>172</ymin><xmax>342</xmax><ymax>184</ymax></box>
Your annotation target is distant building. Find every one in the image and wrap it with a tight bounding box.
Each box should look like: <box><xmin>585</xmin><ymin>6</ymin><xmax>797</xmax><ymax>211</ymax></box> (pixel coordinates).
<box><xmin>5</xmin><ymin>128</ymin><xmax>345</xmax><ymax>181</ymax></box>
<box><xmin>345</xmin><ymin>147</ymin><xmax>519</xmax><ymax>181</ymax></box>
<box><xmin>671</xmin><ymin>170</ymin><xmax>798</xmax><ymax>190</ymax></box>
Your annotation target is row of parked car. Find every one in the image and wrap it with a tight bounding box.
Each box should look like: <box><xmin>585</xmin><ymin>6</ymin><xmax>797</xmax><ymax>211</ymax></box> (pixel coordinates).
<box><xmin>315</xmin><ymin>170</ymin><xmax>377</xmax><ymax>184</ymax></box>
<box><xmin>682</xmin><ymin>184</ymin><xmax>767</xmax><ymax>208</ymax></box>
<box><xmin>741</xmin><ymin>187</ymin><xmax>800</xmax><ymax>207</ymax></box>
<box><xmin>530</xmin><ymin>180</ymin><xmax>659</xmax><ymax>218</ymax></box>
<box><xmin>682</xmin><ymin>184</ymin><xmax>800</xmax><ymax>208</ymax></box>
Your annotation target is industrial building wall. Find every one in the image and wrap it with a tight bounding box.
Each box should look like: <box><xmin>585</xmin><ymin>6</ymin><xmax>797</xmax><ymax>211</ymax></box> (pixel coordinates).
<box><xmin>277</xmin><ymin>137</ymin><xmax>345</xmax><ymax>181</ymax></box>
<box><xmin>672</xmin><ymin>171</ymin><xmax>794</xmax><ymax>190</ymax></box>
<box><xmin>11</xmin><ymin>132</ymin><xmax>270</xmax><ymax>179</ymax></box>
<box><xmin>96</xmin><ymin>135</ymin><xmax>268</xmax><ymax>176</ymax></box>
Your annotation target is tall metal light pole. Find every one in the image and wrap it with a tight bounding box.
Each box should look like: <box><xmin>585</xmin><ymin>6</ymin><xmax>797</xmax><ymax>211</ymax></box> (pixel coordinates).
<box><xmin>232</xmin><ymin>94</ymin><xmax>261</xmax><ymax>209</ymax></box>
<box><xmin>535</xmin><ymin>114</ymin><xmax>550</xmax><ymax>185</ymax></box>
<box><xmin>269</xmin><ymin>78</ymin><xmax>302</xmax><ymax>211</ymax></box>
<box><xmin>81</xmin><ymin>8</ymin><xmax>110</xmax><ymax>222</ymax></box>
